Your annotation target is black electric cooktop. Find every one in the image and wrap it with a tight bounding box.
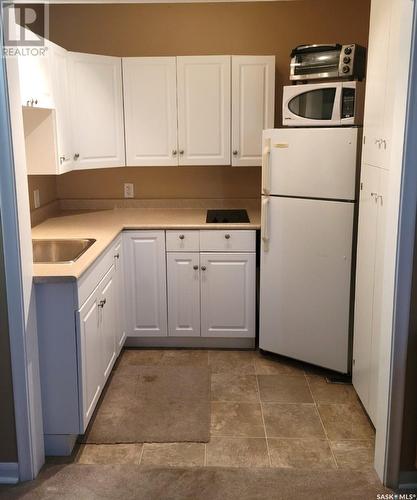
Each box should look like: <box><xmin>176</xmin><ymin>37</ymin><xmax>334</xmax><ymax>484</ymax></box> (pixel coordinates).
<box><xmin>206</xmin><ymin>209</ymin><xmax>250</xmax><ymax>224</ymax></box>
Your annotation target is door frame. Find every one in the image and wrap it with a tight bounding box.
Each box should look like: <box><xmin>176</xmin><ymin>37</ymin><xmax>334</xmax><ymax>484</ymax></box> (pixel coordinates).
<box><xmin>0</xmin><ymin>35</ymin><xmax>45</xmax><ymax>481</ymax></box>
<box><xmin>376</xmin><ymin>0</ymin><xmax>417</xmax><ymax>488</ymax></box>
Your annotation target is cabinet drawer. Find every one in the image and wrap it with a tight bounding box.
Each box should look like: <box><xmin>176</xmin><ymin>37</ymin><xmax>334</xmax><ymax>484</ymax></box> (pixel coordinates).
<box><xmin>166</xmin><ymin>230</ymin><xmax>200</xmax><ymax>252</ymax></box>
<box><xmin>200</xmin><ymin>230</ymin><xmax>255</xmax><ymax>252</ymax></box>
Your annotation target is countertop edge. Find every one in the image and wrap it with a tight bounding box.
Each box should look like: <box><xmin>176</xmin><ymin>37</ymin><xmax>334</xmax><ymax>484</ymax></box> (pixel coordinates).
<box><xmin>33</xmin><ymin>222</ymin><xmax>261</xmax><ymax>283</ymax></box>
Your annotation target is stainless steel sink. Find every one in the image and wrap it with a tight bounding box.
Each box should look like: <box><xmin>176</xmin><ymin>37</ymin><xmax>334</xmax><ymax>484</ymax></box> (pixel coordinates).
<box><xmin>32</xmin><ymin>239</ymin><xmax>96</xmax><ymax>264</ymax></box>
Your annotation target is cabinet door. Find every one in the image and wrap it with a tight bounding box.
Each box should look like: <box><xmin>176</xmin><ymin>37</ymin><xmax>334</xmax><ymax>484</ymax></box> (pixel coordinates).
<box><xmin>362</xmin><ymin>0</ymin><xmax>392</xmax><ymax>168</ymax></box>
<box><xmin>177</xmin><ymin>56</ymin><xmax>231</xmax><ymax>165</ymax></box>
<box><xmin>77</xmin><ymin>290</ymin><xmax>102</xmax><ymax>431</ymax></box>
<box><xmin>50</xmin><ymin>42</ymin><xmax>73</xmax><ymax>173</ymax></box>
<box><xmin>19</xmin><ymin>35</ymin><xmax>54</xmax><ymax>108</ymax></box>
<box><xmin>99</xmin><ymin>265</ymin><xmax>117</xmax><ymax>380</ymax></box>
<box><xmin>124</xmin><ymin>231</ymin><xmax>167</xmax><ymax>337</ymax></box>
<box><xmin>113</xmin><ymin>239</ymin><xmax>126</xmax><ymax>354</ymax></box>
<box><xmin>123</xmin><ymin>57</ymin><xmax>178</xmax><ymax>166</ymax></box>
<box><xmin>69</xmin><ymin>52</ymin><xmax>125</xmax><ymax>169</ymax></box>
<box><xmin>352</xmin><ymin>164</ymin><xmax>380</xmax><ymax>418</ymax></box>
<box><xmin>368</xmin><ymin>169</ymin><xmax>389</xmax><ymax>423</ymax></box>
<box><xmin>231</xmin><ymin>56</ymin><xmax>275</xmax><ymax>167</ymax></box>
<box><xmin>200</xmin><ymin>252</ymin><xmax>255</xmax><ymax>338</ymax></box>
<box><xmin>167</xmin><ymin>252</ymin><xmax>200</xmax><ymax>337</ymax></box>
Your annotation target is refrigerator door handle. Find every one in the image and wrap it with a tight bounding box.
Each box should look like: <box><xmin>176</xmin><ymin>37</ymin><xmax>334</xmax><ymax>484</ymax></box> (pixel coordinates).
<box><xmin>261</xmin><ymin>197</ymin><xmax>270</xmax><ymax>248</ymax></box>
<box><xmin>262</xmin><ymin>138</ymin><xmax>271</xmax><ymax>195</ymax></box>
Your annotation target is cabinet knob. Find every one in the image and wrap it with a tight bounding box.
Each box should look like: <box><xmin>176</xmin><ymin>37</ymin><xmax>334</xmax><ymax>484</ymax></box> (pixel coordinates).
<box><xmin>371</xmin><ymin>192</ymin><xmax>379</xmax><ymax>203</ymax></box>
<box><xmin>74</xmin><ymin>153</ymin><xmax>80</xmax><ymax>160</ymax></box>
<box><xmin>114</xmin><ymin>253</ymin><xmax>120</xmax><ymax>260</ymax></box>
<box><xmin>179</xmin><ymin>234</ymin><xmax>185</xmax><ymax>240</ymax></box>
<box><xmin>98</xmin><ymin>298</ymin><xmax>106</xmax><ymax>308</ymax></box>
<box><xmin>34</xmin><ymin>99</ymin><xmax>38</xmax><ymax>105</ymax></box>
<box><xmin>233</xmin><ymin>150</ymin><xmax>238</xmax><ymax>156</ymax></box>
<box><xmin>201</xmin><ymin>266</ymin><xmax>207</xmax><ymax>271</ymax></box>
<box><xmin>193</xmin><ymin>265</ymin><xmax>199</xmax><ymax>270</ymax></box>
<box><xmin>59</xmin><ymin>156</ymin><xmax>65</xmax><ymax>164</ymax></box>
<box><xmin>225</xmin><ymin>234</ymin><xmax>231</xmax><ymax>240</ymax></box>
<box><xmin>172</xmin><ymin>150</ymin><xmax>177</xmax><ymax>156</ymax></box>
<box><xmin>179</xmin><ymin>150</ymin><xmax>184</xmax><ymax>155</ymax></box>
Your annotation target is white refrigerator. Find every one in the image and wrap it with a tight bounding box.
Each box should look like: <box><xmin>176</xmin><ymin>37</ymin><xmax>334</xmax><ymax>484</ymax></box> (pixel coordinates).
<box><xmin>260</xmin><ymin>127</ymin><xmax>359</xmax><ymax>373</ymax></box>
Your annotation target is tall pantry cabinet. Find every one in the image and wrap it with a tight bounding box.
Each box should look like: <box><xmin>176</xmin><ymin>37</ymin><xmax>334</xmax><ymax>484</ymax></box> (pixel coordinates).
<box><xmin>352</xmin><ymin>0</ymin><xmax>394</xmax><ymax>425</ymax></box>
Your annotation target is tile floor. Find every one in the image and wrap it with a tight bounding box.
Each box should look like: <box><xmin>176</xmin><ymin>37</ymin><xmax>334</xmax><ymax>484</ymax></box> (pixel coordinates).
<box><xmin>74</xmin><ymin>349</ymin><xmax>375</xmax><ymax>471</ymax></box>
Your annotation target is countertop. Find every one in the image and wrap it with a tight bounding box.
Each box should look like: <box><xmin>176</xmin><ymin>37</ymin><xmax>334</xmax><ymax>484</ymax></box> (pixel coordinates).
<box><xmin>32</xmin><ymin>207</ymin><xmax>261</xmax><ymax>282</ymax></box>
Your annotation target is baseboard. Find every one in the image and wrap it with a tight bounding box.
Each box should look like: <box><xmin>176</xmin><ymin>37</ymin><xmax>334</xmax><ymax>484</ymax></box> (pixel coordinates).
<box><xmin>125</xmin><ymin>336</ymin><xmax>256</xmax><ymax>349</ymax></box>
<box><xmin>0</xmin><ymin>463</ymin><xmax>19</xmax><ymax>484</ymax></box>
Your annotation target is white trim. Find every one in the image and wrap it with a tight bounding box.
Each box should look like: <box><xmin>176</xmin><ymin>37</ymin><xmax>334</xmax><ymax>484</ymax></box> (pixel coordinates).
<box><xmin>373</xmin><ymin>0</ymin><xmax>416</xmax><ymax>487</ymax></box>
<box><xmin>380</xmin><ymin>1</ymin><xmax>417</xmax><ymax>489</ymax></box>
<box><xmin>0</xmin><ymin>463</ymin><xmax>19</xmax><ymax>485</ymax></box>
<box><xmin>0</xmin><ymin>15</ymin><xmax>45</xmax><ymax>481</ymax></box>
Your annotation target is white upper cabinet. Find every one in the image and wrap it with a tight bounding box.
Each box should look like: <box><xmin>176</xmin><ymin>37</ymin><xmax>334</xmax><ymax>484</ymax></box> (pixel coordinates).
<box><xmin>49</xmin><ymin>42</ymin><xmax>73</xmax><ymax>173</ymax></box>
<box><xmin>231</xmin><ymin>56</ymin><xmax>275</xmax><ymax>167</ymax></box>
<box><xmin>19</xmin><ymin>35</ymin><xmax>54</xmax><ymax>109</ymax></box>
<box><xmin>123</xmin><ymin>57</ymin><xmax>178</xmax><ymax>166</ymax></box>
<box><xmin>362</xmin><ymin>0</ymin><xmax>393</xmax><ymax>169</ymax></box>
<box><xmin>69</xmin><ymin>52</ymin><xmax>125</xmax><ymax>169</ymax></box>
<box><xmin>177</xmin><ymin>56</ymin><xmax>231</xmax><ymax>165</ymax></box>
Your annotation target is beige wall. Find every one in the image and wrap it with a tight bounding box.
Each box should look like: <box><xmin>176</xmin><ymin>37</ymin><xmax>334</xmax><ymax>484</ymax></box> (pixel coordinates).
<box><xmin>57</xmin><ymin>166</ymin><xmax>260</xmax><ymax>200</ymax></box>
<box><xmin>27</xmin><ymin>175</ymin><xmax>58</xmax><ymax>210</ymax></box>
<box><xmin>28</xmin><ymin>0</ymin><xmax>370</xmax><ymax>207</ymax></box>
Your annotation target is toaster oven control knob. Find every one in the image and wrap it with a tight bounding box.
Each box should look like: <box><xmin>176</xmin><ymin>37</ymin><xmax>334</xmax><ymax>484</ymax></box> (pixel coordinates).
<box><xmin>342</xmin><ymin>65</ymin><xmax>350</xmax><ymax>74</ymax></box>
<box><xmin>343</xmin><ymin>56</ymin><xmax>351</xmax><ymax>64</ymax></box>
<box><xmin>344</xmin><ymin>47</ymin><xmax>352</xmax><ymax>55</ymax></box>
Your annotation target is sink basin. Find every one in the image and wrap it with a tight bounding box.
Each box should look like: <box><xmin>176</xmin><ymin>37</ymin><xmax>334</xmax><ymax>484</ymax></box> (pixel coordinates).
<box><xmin>32</xmin><ymin>239</ymin><xmax>96</xmax><ymax>264</ymax></box>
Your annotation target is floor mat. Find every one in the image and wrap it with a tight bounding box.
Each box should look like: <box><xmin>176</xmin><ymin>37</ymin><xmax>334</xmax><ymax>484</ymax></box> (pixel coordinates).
<box><xmin>81</xmin><ymin>365</ymin><xmax>210</xmax><ymax>444</ymax></box>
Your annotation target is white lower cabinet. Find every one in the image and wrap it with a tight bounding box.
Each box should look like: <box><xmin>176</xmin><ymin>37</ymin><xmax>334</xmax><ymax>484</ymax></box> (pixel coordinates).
<box><xmin>200</xmin><ymin>252</ymin><xmax>256</xmax><ymax>338</ymax></box>
<box><xmin>114</xmin><ymin>239</ymin><xmax>126</xmax><ymax>354</ymax></box>
<box><xmin>167</xmin><ymin>252</ymin><xmax>201</xmax><ymax>337</ymax></box>
<box><xmin>36</xmin><ymin>238</ymin><xmax>125</xmax><ymax>454</ymax></box>
<box><xmin>124</xmin><ymin>231</ymin><xmax>168</xmax><ymax>337</ymax></box>
<box><xmin>77</xmin><ymin>284</ymin><xmax>103</xmax><ymax>429</ymax></box>
<box><xmin>165</xmin><ymin>230</ymin><xmax>256</xmax><ymax>339</ymax></box>
<box><xmin>99</xmin><ymin>266</ymin><xmax>117</xmax><ymax>380</ymax></box>
<box><xmin>353</xmin><ymin>164</ymin><xmax>388</xmax><ymax>424</ymax></box>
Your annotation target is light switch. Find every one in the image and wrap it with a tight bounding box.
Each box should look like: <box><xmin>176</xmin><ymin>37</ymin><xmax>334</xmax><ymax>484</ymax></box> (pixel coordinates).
<box><xmin>124</xmin><ymin>183</ymin><xmax>134</xmax><ymax>199</ymax></box>
<box><xmin>34</xmin><ymin>189</ymin><xmax>40</xmax><ymax>209</ymax></box>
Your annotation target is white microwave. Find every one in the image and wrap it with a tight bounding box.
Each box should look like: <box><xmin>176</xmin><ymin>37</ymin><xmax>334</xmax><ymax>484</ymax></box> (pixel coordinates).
<box><xmin>282</xmin><ymin>82</ymin><xmax>360</xmax><ymax>127</ymax></box>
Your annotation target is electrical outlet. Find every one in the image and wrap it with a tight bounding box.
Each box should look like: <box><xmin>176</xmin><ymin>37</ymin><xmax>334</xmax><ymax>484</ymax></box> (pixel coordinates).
<box><xmin>124</xmin><ymin>183</ymin><xmax>134</xmax><ymax>199</ymax></box>
<box><xmin>34</xmin><ymin>189</ymin><xmax>40</xmax><ymax>209</ymax></box>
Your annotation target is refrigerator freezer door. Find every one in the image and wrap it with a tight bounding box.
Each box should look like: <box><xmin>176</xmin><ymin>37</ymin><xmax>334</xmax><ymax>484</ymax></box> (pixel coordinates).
<box><xmin>262</xmin><ymin>127</ymin><xmax>358</xmax><ymax>201</ymax></box>
<box><xmin>259</xmin><ymin>196</ymin><xmax>353</xmax><ymax>373</ymax></box>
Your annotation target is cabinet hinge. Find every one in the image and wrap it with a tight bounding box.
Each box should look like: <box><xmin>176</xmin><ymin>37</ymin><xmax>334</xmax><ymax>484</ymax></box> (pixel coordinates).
<box><xmin>360</xmin><ymin>182</ymin><xmax>363</xmax><ymax>191</ymax></box>
<box><xmin>363</xmin><ymin>136</ymin><xmax>366</xmax><ymax>145</ymax></box>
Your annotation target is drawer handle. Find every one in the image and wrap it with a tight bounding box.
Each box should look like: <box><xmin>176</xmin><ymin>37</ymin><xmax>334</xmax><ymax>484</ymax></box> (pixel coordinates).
<box><xmin>193</xmin><ymin>265</ymin><xmax>199</xmax><ymax>270</ymax></box>
<box><xmin>179</xmin><ymin>234</ymin><xmax>185</xmax><ymax>240</ymax></box>
<box><xmin>201</xmin><ymin>266</ymin><xmax>207</xmax><ymax>271</ymax></box>
<box><xmin>225</xmin><ymin>234</ymin><xmax>231</xmax><ymax>240</ymax></box>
